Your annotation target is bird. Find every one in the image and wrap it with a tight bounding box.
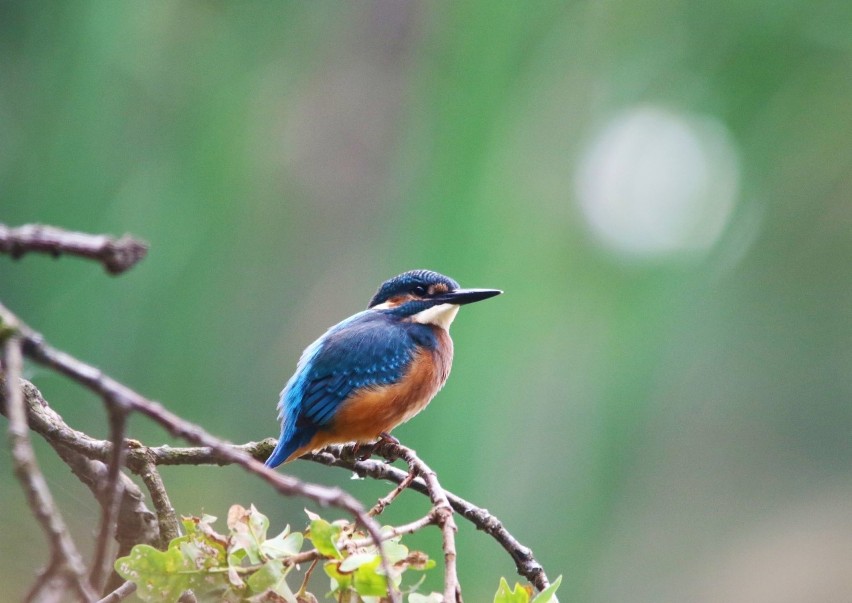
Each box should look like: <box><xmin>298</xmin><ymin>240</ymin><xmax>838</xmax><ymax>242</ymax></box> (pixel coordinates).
<box><xmin>265</xmin><ymin>269</ymin><xmax>502</xmax><ymax>467</ymax></box>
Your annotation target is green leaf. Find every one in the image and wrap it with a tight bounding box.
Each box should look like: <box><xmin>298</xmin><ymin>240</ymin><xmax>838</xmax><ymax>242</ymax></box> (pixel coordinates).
<box><xmin>117</xmin><ymin>512</ymin><xmax>233</xmax><ymax>603</ymax></box>
<box><xmin>246</xmin><ymin>559</ymin><xmax>297</xmax><ymax>602</ymax></box>
<box><xmin>351</xmin><ymin>556</ymin><xmax>388</xmax><ymax>597</ymax></box>
<box><xmin>183</xmin><ymin>513</ymin><xmax>227</xmax><ymax>546</ymax></box>
<box><xmin>178</xmin><ymin>534</ymin><xmax>227</xmax><ymax>570</ymax></box>
<box><xmin>404</xmin><ymin>573</ymin><xmax>428</xmax><ymax>594</ymax></box>
<box><xmin>493</xmin><ymin>577</ymin><xmax>531</xmax><ymax>603</ymax></box>
<box><xmin>115</xmin><ymin>539</ymin><xmax>228</xmax><ymax>603</ymax></box>
<box><xmin>115</xmin><ymin>544</ymin><xmax>191</xmax><ymax>603</ymax></box>
<box><xmin>228</xmin><ymin>546</ymin><xmax>248</xmax><ymax>569</ymax></box>
<box><xmin>228</xmin><ymin>504</ymin><xmax>270</xmax><ymax>565</ymax></box>
<box><xmin>409</xmin><ymin>594</ymin><xmax>444</xmax><ymax>603</ymax></box>
<box><xmin>262</xmin><ymin>529</ymin><xmax>304</xmax><ymax>559</ymax></box>
<box><xmin>324</xmin><ymin>555</ymin><xmax>387</xmax><ymax>598</ymax></box>
<box><xmin>339</xmin><ymin>552</ymin><xmax>378</xmax><ymax>573</ymax></box>
<box><xmin>182</xmin><ymin>514</ymin><xmax>229</xmax><ymax>562</ymax></box>
<box><xmin>183</xmin><ymin>513</ymin><xmax>218</xmax><ymax>534</ymax></box>
<box><xmin>308</xmin><ymin>518</ymin><xmax>342</xmax><ymax>559</ymax></box>
<box><xmin>324</xmin><ymin>561</ymin><xmax>352</xmax><ymax>592</ymax></box>
<box><xmin>380</xmin><ymin>540</ymin><xmax>409</xmax><ymax>565</ymax></box>
<box><xmin>247</xmin><ymin>559</ymin><xmax>283</xmax><ymax>593</ymax></box>
<box><xmin>530</xmin><ymin>575</ymin><xmax>562</xmax><ymax>603</ymax></box>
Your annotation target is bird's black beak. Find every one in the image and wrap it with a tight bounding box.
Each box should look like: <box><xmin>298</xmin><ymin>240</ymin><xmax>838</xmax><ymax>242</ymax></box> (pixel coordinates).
<box><xmin>435</xmin><ymin>288</ymin><xmax>503</xmax><ymax>306</ymax></box>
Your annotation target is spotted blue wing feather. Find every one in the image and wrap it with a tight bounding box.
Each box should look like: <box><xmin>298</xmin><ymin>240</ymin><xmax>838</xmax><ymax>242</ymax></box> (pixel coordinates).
<box><xmin>265</xmin><ymin>311</ymin><xmax>417</xmax><ymax>467</ymax></box>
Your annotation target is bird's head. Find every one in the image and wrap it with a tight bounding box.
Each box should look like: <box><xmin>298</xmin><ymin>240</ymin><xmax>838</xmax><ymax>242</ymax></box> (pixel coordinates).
<box><xmin>368</xmin><ymin>269</ymin><xmax>502</xmax><ymax>329</ymax></box>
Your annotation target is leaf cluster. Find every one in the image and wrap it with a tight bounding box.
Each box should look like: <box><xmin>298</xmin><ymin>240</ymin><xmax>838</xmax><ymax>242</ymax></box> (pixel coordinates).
<box><xmin>115</xmin><ymin>504</ymin><xmax>561</xmax><ymax>603</ymax></box>
<box><xmin>115</xmin><ymin>504</ymin><xmax>435</xmax><ymax>602</ymax></box>
<box><xmin>492</xmin><ymin>576</ymin><xmax>562</xmax><ymax>603</ymax></box>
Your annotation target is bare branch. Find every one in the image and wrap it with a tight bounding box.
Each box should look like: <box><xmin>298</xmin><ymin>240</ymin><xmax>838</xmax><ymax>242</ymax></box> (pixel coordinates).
<box><xmin>0</xmin><ymin>376</ymin><xmax>160</xmax><ymax>559</ymax></box>
<box><xmin>309</xmin><ymin>446</ymin><xmax>552</xmax><ymax>592</ymax></box>
<box><xmin>283</xmin><ymin>510</ymin><xmax>439</xmax><ymax>569</ymax></box>
<box><xmin>0</xmin><ymin>223</ymin><xmax>148</xmax><ymax>275</ymax></box>
<box><xmin>96</xmin><ymin>581</ymin><xmax>136</xmax><ymax>603</ymax></box>
<box><xmin>385</xmin><ymin>444</ymin><xmax>461</xmax><ymax>603</ymax></box>
<box><xmin>24</xmin><ymin>556</ymin><xmax>61</xmax><ymax>603</ymax></box>
<box><xmin>134</xmin><ymin>459</ymin><xmax>180</xmax><ymax>545</ymax></box>
<box><xmin>0</xmin><ymin>374</ymin><xmax>552</xmax><ymax>596</ymax></box>
<box><xmin>369</xmin><ymin>468</ymin><xmax>417</xmax><ymax>517</ymax></box>
<box><xmin>10</xmin><ymin>304</ymin><xmax>363</xmax><ymax>507</ymax></box>
<box><xmin>90</xmin><ymin>406</ymin><xmax>130</xmax><ymax>592</ymax></box>
<box><xmin>344</xmin><ymin>511</ymin><xmax>437</xmax><ymax>551</ymax></box>
<box><xmin>2</xmin><ymin>331</ymin><xmax>98</xmax><ymax>602</ymax></box>
<box><xmin>296</xmin><ymin>559</ymin><xmax>319</xmax><ymax>599</ymax></box>
<box><xmin>0</xmin><ymin>300</ymin><xmax>400</xmax><ymax>603</ymax></box>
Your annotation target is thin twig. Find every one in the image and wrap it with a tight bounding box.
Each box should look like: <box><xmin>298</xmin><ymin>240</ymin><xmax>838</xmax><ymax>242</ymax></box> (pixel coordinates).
<box><xmin>90</xmin><ymin>405</ymin><xmax>130</xmax><ymax>592</ymax></box>
<box><xmin>2</xmin><ymin>331</ymin><xmax>98</xmax><ymax>602</ymax></box>
<box><xmin>0</xmin><ymin>376</ymin><xmax>160</xmax><ymax>561</ymax></box>
<box><xmin>344</xmin><ymin>511</ymin><xmax>437</xmax><ymax>551</ymax></box>
<box><xmin>13</xmin><ymin>306</ymin><xmax>367</xmax><ymax>508</ymax></box>
<box><xmin>124</xmin><ymin>437</ymin><xmax>547</xmax><ymax>592</ymax></box>
<box><xmin>95</xmin><ymin>580</ymin><xmax>136</xmax><ymax>603</ymax></box>
<box><xmin>24</xmin><ymin>555</ymin><xmax>61</xmax><ymax>603</ymax></box>
<box><xmin>0</xmin><ymin>223</ymin><xmax>148</xmax><ymax>274</ymax></box>
<box><xmin>284</xmin><ymin>510</ymin><xmax>438</xmax><ymax>568</ymax></box>
<box><xmin>369</xmin><ymin>468</ymin><xmax>417</xmax><ymax>517</ymax></box>
<box><xmin>310</xmin><ymin>446</ymin><xmax>552</xmax><ymax>592</ymax></box>
<box><xmin>386</xmin><ymin>443</ymin><xmax>461</xmax><ymax>603</ymax></box>
<box><xmin>296</xmin><ymin>559</ymin><xmax>319</xmax><ymax>597</ymax></box>
<box><xmin>135</xmin><ymin>459</ymin><xmax>180</xmax><ymax>545</ymax></box>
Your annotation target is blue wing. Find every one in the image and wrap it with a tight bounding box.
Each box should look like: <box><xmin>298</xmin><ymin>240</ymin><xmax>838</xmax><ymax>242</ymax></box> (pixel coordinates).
<box><xmin>265</xmin><ymin>311</ymin><xmax>421</xmax><ymax>467</ymax></box>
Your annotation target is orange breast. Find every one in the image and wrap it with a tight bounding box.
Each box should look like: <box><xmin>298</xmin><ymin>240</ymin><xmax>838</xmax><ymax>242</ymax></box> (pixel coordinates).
<box><xmin>331</xmin><ymin>333</ymin><xmax>453</xmax><ymax>439</ymax></box>
<box><xmin>288</xmin><ymin>328</ymin><xmax>454</xmax><ymax>461</ymax></box>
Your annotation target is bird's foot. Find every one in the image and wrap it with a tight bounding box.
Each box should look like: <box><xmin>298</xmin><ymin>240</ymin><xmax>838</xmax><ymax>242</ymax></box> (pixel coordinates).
<box><xmin>378</xmin><ymin>432</ymin><xmax>400</xmax><ymax>445</ymax></box>
<box><xmin>352</xmin><ymin>442</ymin><xmax>375</xmax><ymax>462</ymax></box>
<box><xmin>376</xmin><ymin>432</ymin><xmax>401</xmax><ymax>463</ymax></box>
<box><xmin>348</xmin><ymin>434</ymin><xmax>401</xmax><ymax>462</ymax></box>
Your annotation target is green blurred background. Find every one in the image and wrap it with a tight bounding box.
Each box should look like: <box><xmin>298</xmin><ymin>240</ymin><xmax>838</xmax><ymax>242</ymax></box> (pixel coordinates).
<box><xmin>2</xmin><ymin>1</ymin><xmax>852</xmax><ymax>601</ymax></box>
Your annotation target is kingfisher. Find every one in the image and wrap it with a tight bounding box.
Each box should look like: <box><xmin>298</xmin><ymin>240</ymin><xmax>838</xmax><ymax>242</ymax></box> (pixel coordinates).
<box><xmin>265</xmin><ymin>269</ymin><xmax>502</xmax><ymax>467</ymax></box>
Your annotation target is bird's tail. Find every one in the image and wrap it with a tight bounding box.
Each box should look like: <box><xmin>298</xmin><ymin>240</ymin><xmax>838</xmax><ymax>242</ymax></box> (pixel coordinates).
<box><xmin>265</xmin><ymin>426</ymin><xmax>315</xmax><ymax>468</ymax></box>
<box><xmin>265</xmin><ymin>435</ymin><xmax>298</xmax><ymax>468</ymax></box>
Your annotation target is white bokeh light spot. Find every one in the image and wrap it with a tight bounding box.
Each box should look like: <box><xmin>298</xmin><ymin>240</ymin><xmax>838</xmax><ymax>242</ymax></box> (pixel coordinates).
<box><xmin>575</xmin><ymin>106</ymin><xmax>740</xmax><ymax>257</ymax></box>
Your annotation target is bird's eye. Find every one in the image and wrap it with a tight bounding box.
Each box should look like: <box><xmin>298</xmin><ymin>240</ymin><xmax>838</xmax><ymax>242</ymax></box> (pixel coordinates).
<box><xmin>412</xmin><ymin>285</ymin><xmax>428</xmax><ymax>296</ymax></box>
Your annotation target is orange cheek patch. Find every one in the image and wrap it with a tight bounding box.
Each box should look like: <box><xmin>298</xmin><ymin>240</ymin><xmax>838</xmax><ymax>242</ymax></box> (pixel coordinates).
<box><xmin>386</xmin><ymin>294</ymin><xmax>414</xmax><ymax>307</ymax></box>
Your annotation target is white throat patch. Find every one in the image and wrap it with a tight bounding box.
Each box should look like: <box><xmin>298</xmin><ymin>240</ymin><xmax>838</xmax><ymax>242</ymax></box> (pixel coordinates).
<box><xmin>412</xmin><ymin>303</ymin><xmax>460</xmax><ymax>330</ymax></box>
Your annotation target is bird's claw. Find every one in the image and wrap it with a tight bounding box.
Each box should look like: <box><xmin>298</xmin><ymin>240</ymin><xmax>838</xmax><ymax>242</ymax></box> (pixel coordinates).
<box><xmin>351</xmin><ymin>442</ymin><xmax>376</xmax><ymax>461</ymax></box>
<box><xmin>357</xmin><ymin>443</ymin><xmax>375</xmax><ymax>461</ymax></box>
<box><xmin>378</xmin><ymin>432</ymin><xmax>400</xmax><ymax>445</ymax></box>
<box><xmin>376</xmin><ymin>432</ymin><xmax>402</xmax><ymax>462</ymax></box>
<box><xmin>349</xmin><ymin>433</ymin><xmax>400</xmax><ymax>462</ymax></box>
